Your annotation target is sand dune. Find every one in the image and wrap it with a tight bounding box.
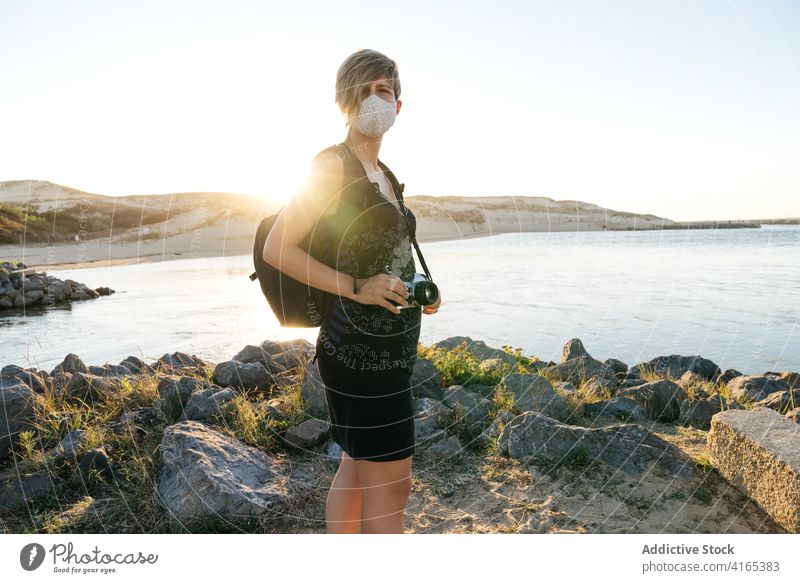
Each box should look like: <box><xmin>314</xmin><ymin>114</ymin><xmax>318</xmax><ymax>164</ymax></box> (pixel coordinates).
<box><xmin>0</xmin><ymin>180</ymin><xmax>773</xmax><ymax>271</ymax></box>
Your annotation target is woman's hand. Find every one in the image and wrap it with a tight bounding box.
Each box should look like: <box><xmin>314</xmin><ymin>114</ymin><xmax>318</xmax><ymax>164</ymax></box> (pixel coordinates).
<box><xmin>422</xmin><ymin>291</ymin><xmax>441</xmax><ymax>315</ymax></box>
<box><xmin>350</xmin><ymin>274</ymin><xmax>409</xmax><ymax>315</ymax></box>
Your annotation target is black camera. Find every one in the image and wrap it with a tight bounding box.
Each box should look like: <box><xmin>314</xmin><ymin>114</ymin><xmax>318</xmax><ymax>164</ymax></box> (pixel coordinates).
<box><xmin>386</xmin><ymin>266</ymin><xmax>439</xmax><ymax>309</ymax></box>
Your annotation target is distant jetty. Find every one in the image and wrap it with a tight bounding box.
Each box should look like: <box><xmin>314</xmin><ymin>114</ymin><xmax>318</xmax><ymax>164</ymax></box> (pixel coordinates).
<box><xmin>659</xmin><ymin>219</ymin><xmax>767</xmax><ymax>230</ymax></box>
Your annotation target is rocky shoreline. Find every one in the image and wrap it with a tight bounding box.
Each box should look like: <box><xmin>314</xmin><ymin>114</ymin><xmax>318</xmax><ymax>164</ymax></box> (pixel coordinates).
<box><xmin>1</xmin><ymin>336</ymin><xmax>798</xmax><ymax>534</ymax></box>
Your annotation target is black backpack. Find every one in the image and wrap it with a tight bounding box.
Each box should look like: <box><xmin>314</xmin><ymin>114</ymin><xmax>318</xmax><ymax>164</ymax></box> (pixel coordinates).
<box><xmin>250</xmin><ymin>141</ymin><xmax>408</xmax><ymax>328</ymax></box>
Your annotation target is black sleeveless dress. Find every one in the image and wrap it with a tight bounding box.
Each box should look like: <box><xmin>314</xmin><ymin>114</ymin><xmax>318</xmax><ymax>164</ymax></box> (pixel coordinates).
<box><xmin>313</xmin><ymin>154</ymin><xmax>422</xmax><ymax>462</ymax></box>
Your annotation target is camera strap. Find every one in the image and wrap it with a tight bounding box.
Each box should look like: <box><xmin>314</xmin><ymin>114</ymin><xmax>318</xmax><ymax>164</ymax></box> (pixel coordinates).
<box><xmin>340</xmin><ymin>139</ymin><xmax>434</xmax><ymax>282</ymax></box>
<box><xmin>377</xmin><ymin>161</ymin><xmax>434</xmax><ymax>282</ymax></box>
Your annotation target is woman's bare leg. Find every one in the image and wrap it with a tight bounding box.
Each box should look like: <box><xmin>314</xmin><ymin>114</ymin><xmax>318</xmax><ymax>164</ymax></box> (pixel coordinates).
<box><xmin>326</xmin><ymin>451</ymin><xmax>362</xmax><ymax>533</ymax></box>
<box><xmin>355</xmin><ymin>455</ymin><xmax>413</xmax><ymax>534</ymax></box>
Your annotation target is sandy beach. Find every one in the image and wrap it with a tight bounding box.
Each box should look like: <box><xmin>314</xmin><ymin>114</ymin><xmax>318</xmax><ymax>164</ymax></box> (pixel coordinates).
<box><xmin>0</xmin><ymin>180</ymin><xmax>768</xmax><ymax>272</ymax></box>
<box><xmin>2</xmin><ymin>216</ymin><xmax>500</xmax><ymax>272</ymax></box>
<box><xmin>3</xmin><ymin>218</ymin><xmax>649</xmax><ymax>272</ymax></box>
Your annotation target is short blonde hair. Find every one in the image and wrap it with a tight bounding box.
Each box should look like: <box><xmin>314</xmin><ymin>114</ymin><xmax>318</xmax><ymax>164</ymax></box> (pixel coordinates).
<box><xmin>335</xmin><ymin>49</ymin><xmax>401</xmax><ymax>126</ymax></box>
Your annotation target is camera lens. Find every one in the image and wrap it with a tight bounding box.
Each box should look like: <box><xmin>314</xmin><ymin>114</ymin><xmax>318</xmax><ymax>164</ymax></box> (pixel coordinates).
<box><xmin>416</xmin><ymin>281</ymin><xmax>438</xmax><ymax>305</ymax></box>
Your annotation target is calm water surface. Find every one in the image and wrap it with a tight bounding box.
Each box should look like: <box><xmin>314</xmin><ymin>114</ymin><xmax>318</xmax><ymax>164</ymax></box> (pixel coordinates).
<box><xmin>3</xmin><ymin>225</ymin><xmax>798</xmax><ymax>375</ymax></box>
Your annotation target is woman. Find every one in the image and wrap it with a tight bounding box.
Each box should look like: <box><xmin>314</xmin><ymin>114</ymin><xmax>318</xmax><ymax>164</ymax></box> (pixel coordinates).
<box><xmin>263</xmin><ymin>49</ymin><xmax>441</xmax><ymax>534</ymax></box>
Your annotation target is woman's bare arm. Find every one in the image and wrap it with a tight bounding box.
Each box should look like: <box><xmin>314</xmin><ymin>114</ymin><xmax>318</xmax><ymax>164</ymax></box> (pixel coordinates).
<box><xmin>262</xmin><ymin>151</ymin><xmax>358</xmax><ymax>299</ymax></box>
<box><xmin>263</xmin><ymin>149</ymin><xmax>410</xmax><ymax>313</ymax></box>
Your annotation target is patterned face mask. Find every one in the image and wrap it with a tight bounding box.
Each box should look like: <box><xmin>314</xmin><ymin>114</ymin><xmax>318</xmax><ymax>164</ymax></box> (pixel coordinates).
<box><xmin>350</xmin><ymin>93</ymin><xmax>397</xmax><ymax>137</ymax></box>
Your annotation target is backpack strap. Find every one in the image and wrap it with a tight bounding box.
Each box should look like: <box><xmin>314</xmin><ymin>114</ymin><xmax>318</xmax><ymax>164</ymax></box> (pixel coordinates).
<box><xmin>320</xmin><ymin>141</ymin><xmax>370</xmax><ymax>297</ymax></box>
<box><xmin>314</xmin><ymin>141</ymin><xmax>368</xmax><ymax>189</ymax></box>
<box><xmin>336</xmin><ymin>141</ymin><xmax>434</xmax><ymax>291</ymax></box>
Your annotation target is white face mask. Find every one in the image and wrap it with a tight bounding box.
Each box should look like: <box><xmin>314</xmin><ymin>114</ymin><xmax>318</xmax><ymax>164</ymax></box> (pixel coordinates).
<box><xmin>350</xmin><ymin>93</ymin><xmax>397</xmax><ymax>137</ymax></box>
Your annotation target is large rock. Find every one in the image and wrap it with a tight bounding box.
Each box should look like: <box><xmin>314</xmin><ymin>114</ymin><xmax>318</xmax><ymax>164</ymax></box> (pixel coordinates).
<box><xmin>499</xmin><ymin>372</ymin><xmax>569</xmax><ymax>419</ymax></box>
<box><xmin>429</xmin><ymin>336</ymin><xmax>518</xmax><ymax>370</ymax></box>
<box><xmin>616</xmin><ymin>380</ymin><xmax>686</xmax><ymax>422</ymax></box>
<box><xmin>0</xmin><ymin>470</ymin><xmax>52</xmax><ymax>510</ymax></box>
<box><xmin>180</xmin><ymin>386</ymin><xmax>238</xmax><ymax>422</ymax></box>
<box><xmin>87</xmin><ymin>363</ymin><xmax>134</xmax><ymax>378</ymax></box>
<box><xmin>213</xmin><ymin>360</ymin><xmax>276</xmax><ymax>391</ymax></box>
<box><xmin>50</xmin><ymin>353</ymin><xmax>89</xmax><ymax>377</ymax></box>
<box><xmin>414</xmin><ymin>397</ymin><xmax>454</xmax><ymax>426</ymax></box>
<box><xmin>629</xmin><ymin>354</ymin><xmax>720</xmax><ymax>382</ymax></box>
<box><xmin>231</xmin><ymin>344</ymin><xmax>284</xmax><ymax>373</ymax></box>
<box><xmin>753</xmin><ymin>389</ymin><xmax>800</xmax><ymax>415</ymax></box>
<box><xmin>414</xmin><ymin>397</ymin><xmax>454</xmax><ymax>446</ymax></box>
<box><xmin>110</xmin><ymin>407</ymin><xmax>159</xmax><ymax>443</ymax></box>
<box><xmin>498</xmin><ymin>411</ymin><xmax>693</xmax><ymax>479</ymax></box>
<box><xmin>237</xmin><ymin>343</ymin><xmax>304</xmax><ymax>373</ymax></box>
<box><xmin>580</xmin><ymin>375</ymin><xmax>617</xmax><ymax>400</ymax></box>
<box><xmin>119</xmin><ymin>356</ymin><xmax>156</xmax><ymax>375</ymax></box>
<box><xmin>425</xmin><ymin>435</ymin><xmax>464</xmax><ymax>460</ymax></box>
<box><xmin>774</xmin><ymin>371</ymin><xmax>800</xmax><ymax>389</ymax></box>
<box><xmin>324</xmin><ymin>439</ymin><xmax>344</xmax><ymax>461</ymax></box>
<box><xmin>1</xmin><ymin>365</ymin><xmax>49</xmax><ymax>394</ymax></box>
<box><xmin>717</xmin><ymin>368</ymin><xmax>743</xmax><ymax>385</ymax></box>
<box><xmin>64</xmin><ymin>372</ymin><xmax>122</xmax><ymax>401</ymax></box>
<box><xmin>540</xmin><ymin>355</ymin><xmax>616</xmax><ymax>386</ymax></box>
<box><xmin>157</xmin><ymin>376</ymin><xmax>206</xmax><ymax>413</ymax></box>
<box><xmin>678</xmin><ymin>397</ymin><xmax>718</xmax><ymax>430</ymax></box>
<box><xmin>706</xmin><ymin>393</ymin><xmax>741</xmax><ymax>412</ymax></box>
<box><xmin>410</xmin><ymin>358</ymin><xmax>443</xmax><ymax>400</ymax></box>
<box><xmin>259</xmin><ymin>338</ymin><xmax>314</xmax><ymax>359</ymax></box>
<box><xmin>156</xmin><ymin>352</ymin><xmax>212</xmax><ymax>375</ymax></box>
<box><xmin>582</xmin><ymin>397</ymin><xmax>650</xmax><ymax>424</ymax></box>
<box><xmin>617</xmin><ymin>378</ymin><xmax>647</xmax><ymax>391</ymax></box>
<box><xmin>603</xmin><ymin>358</ymin><xmax>629</xmax><ymax>375</ymax></box>
<box><xmin>284</xmin><ymin>418</ymin><xmax>329</xmax><ymax>449</ymax></box>
<box><xmin>727</xmin><ymin>375</ymin><xmax>789</xmax><ymax>404</ymax></box>
<box><xmin>45</xmin><ymin>429</ymin><xmax>89</xmax><ymax>463</ymax></box>
<box><xmin>441</xmin><ymin>385</ymin><xmax>492</xmax><ymax>428</ymax></box>
<box><xmin>269</xmin><ymin>350</ymin><xmax>307</xmax><ymax>372</ymax></box>
<box><xmin>476</xmin><ymin>409</ymin><xmax>516</xmax><ymax>447</ymax></box>
<box><xmin>461</xmin><ymin>382</ymin><xmax>496</xmax><ymax>400</ymax></box>
<box><xmin>708</xmin><ymin>408</ymin><xmax>800</xmax><ymax>533</ymax></box>
<box><xmin>560</xmin><ymin>338</ymin><xmax>589</xmax><ymax>362</ymax></box>
<box><xmin>78</xmin><ymin>447</ymin><xmax>115</xmax><ymax>481</ymax></box>
<box><xmin>155</xmin><ymin>420</ymin><xmax>290</xmax><ymax>522</ymax></box>
<box><xmin>414</xmin><ymin>413</ymin><xmax>447</xmax><ymax>445</ymax></box>
<box><xmin>0</xmin><ymin>380</ymin><xmax>41</xmax><ymax>459</ymax></box>
<box><xmin>300</xmin><ymin>361</ymin><xmax>329</xmax><ymax>420</ymax></box>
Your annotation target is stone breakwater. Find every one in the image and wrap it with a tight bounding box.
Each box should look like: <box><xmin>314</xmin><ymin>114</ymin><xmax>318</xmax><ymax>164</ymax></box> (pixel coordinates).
<box><xmin>0</xmin><ymin>336</ymin><xmax>798</xmax><ymax>533</ymax></box>
<box><xmin>0</xmin><ymin>261</ymin><xmax>114</xmax><ymax>310</ymax></box>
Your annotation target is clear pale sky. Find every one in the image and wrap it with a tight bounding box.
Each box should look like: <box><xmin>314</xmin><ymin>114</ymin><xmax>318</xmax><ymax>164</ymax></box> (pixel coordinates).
<box><xmin>1</xmin><ymin>0</ymin><xmax>798</xmax><ymax>221</ymax></box>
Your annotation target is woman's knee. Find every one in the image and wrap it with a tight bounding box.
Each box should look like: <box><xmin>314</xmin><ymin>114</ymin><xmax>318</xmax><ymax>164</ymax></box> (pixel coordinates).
<box><xmin>355</xmin><ymin>456</ymin><xmax>412</xmax><ymax>498</ymax></box>
<box><xmin>389</xmin><ymin>472</ymin><xmax>412</xmax><ymax>499</ymax></box>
